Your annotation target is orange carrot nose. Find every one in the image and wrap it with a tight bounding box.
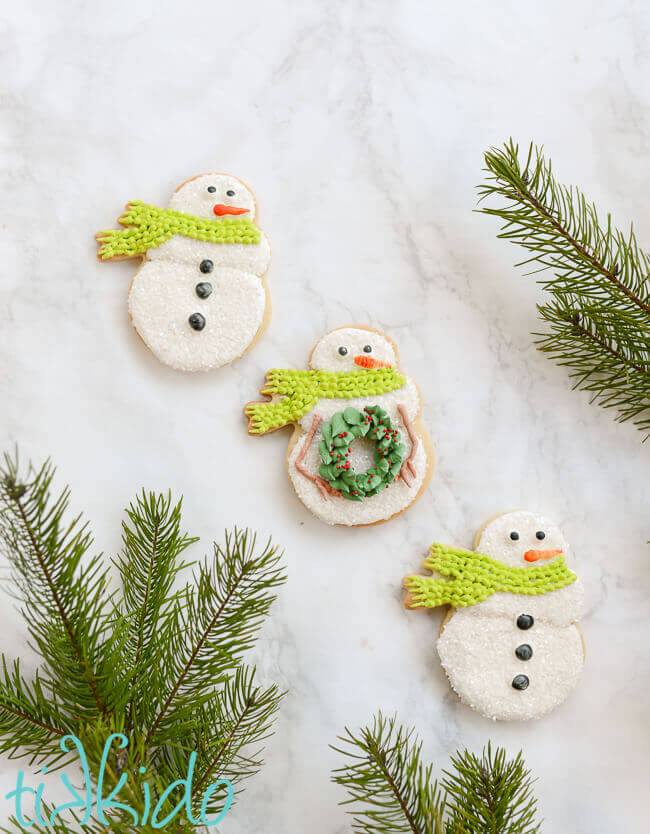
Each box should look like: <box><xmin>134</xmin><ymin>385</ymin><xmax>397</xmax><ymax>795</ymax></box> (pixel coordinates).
<box><xmin>354</xmin><ymin>355</ymin><xmax>392</xmax><ymax>369</ymax></box>
<box><xmin>524</xmin><ymin>549</ymin><xmax>563</xmax><ymax>562</ymax></box>
<box><xmin>213</xmin><ymin>204</ymin><xmax>250</xmax><ymax>216</ymax></box>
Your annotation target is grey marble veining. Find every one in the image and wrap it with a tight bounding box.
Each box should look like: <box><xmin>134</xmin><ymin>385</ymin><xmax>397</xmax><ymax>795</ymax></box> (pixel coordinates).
<box><xmin>0</xmin><ymin>1</ymin><xmax>648</xmax><ymax>831</ymax></box>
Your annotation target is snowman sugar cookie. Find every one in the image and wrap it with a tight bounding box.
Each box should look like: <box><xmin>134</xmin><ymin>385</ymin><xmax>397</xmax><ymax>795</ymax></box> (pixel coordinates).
<box><xmin>403</xmin><ymin>511</ymin><xmax>585</xmax><ymax>721</ymax></box>
<box><xmin>245</xmin><ymin>326</ymin><xmax>434</xmax><ymax>527</ymax></box>
<box><xmin>96</xmin><ymin>173</ymin><xmax>271</xmax><ymax>372</ymax></box>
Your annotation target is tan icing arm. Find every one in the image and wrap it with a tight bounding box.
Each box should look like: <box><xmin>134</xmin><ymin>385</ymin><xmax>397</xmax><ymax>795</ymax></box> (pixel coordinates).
<box><xmin>397</xmin><ymin>403</ymin><xmax>418</xmax><ymax>486</ymax></box>
<box><xmin>295</xmin><ymin>415</ymin><xmax>342</xmax><ymax>501</ymax></box>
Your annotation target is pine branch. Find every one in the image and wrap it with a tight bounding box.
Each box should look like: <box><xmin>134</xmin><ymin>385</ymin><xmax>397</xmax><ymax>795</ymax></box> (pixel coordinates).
<box><xmin>0</xmin><ymin>454</ymin><xmax>117</xmax><ymax>718</ymax></box>
<box><xmin>332</xmin><ymin>713</ymin><xmax>542</xmax><ymax>834</ymax></box>
<box><xmin>113</xmin><ymin>490</ymin><xmax>197</xmax><ymax>731</ymax></box>
<box><xmin>0</xmin><ymin>453</ymin><xmax>286</xmax><ymax>831</ymax></box>
<box><xmin>0</xmin><ymin>658</ymin><xmax>72</xmax><ymax>766</ymax></box>
<box><xmin>478</xmin><ymin>139</ymin><xmax>650</xmax><ymax>437</ymax></box>
<box><xmin>155</xmin><ymin>664</ymin><xmax>283</xmax><ymax>820</ymax></box>
<box><xmin>443</xmin><ymin>744</ymin><xmax>540</xmax><ymax>834</ymax></box>
<box><xmin>191</xmin><ymin>665</ymin><xmax>283</xmax><ymax>804</ymax></box>
<box><xmin>145</xmin><ymin>529</ymin><xmax>284</xmax><ymax>748</ymax></box>
<box><xmin>332</xmin><ymin>712</ymin><xmax>446</xmax><ymax>834</ymax></box>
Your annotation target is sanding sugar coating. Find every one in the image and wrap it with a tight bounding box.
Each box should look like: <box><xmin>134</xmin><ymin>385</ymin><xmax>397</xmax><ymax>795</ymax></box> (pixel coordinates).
<box><xmin>436</xmin><ymin>511</ymin><xmax>585</xmax><ymax>720</ymax></box>
<box><xmin>129</xmin><ymin>263</ymin><xmax>266</xmax><ymax>371</ymax></box>
<box><xmin>99</xmin><ymin>173</ymin><xmax>271</xmax><ymax>372</ymax></box>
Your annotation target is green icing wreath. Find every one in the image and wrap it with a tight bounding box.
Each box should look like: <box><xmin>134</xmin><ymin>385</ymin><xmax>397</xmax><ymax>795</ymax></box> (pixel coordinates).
<box><xmin>318</xmin><ymin>405</ymin><xmax>406</xmax><ymax>501</ymax></box>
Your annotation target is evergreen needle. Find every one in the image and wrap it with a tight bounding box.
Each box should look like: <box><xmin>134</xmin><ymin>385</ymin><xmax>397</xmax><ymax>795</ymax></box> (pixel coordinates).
<box><xmin>478</xmin><ymin>140</ymin><xmax>650</xmax><ymax>437</ymax></box>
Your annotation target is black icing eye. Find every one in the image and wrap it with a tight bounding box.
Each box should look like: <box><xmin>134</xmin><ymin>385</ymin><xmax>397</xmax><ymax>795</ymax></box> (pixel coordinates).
<box><xmin>338</xmin><ymin>346</ymin><xmax>349</xmax><ymax>356</ymax></box>
<box><xmin>207</xmin><ymin>186</ymin><xmax>217</xmax><ymax>193</ymax></box>
<box><xmin>363</xmin><ymin>344</ymin><xmax>372</xmax><ymax>353</ymax></box>
<box><xmin>226</xmin><ymin>189</ymin><xmax>235</xmax><ymax>197</ymax></box>
<box><xmin>536</xmin><ymin>530</ymin><xmax>546</xmax><ymax>540</ymax></box>
<box><xmin>509</xmin><ymin>531</ymin><xmax>519</xmax><ymax>541</ymax></box>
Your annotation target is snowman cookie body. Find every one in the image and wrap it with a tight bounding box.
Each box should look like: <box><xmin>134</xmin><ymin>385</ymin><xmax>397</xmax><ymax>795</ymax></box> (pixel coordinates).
<box><xmin>246</xmin><ymin>326</ymin><xmax>434</xmax><ymax>527</ymax></box>
<box><xmin>98</xmin><ymin>173</ymin><xmax>271</xmax><ymax>372</ymax></box>
<box><xmin>405</xmin><ymin>511</ymin><xmax>585</xmax><ymax>721</ymax></box>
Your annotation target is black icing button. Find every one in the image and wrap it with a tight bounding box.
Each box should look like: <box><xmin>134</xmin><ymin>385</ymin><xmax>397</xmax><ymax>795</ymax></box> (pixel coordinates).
<box><xmin>199</xmin><ymin>259</ymin><xmax>214</xmax><ymax>274</ymax></box>
<box><xmin>512</xmin><ymin>674</ymin><xmax>530</xmax><ymax>691</ymax></box>
<box><xmin>516</xmin><ymin>613</ymin><xmax>534</xmax><ymax>630</ymax></box>
<box><xmin>188</xmin><ymin>313</ymin><xmax>206</xmax><ymax>331</ymax></box>
<box><xmin>195</xmin><ymin>282</ymin><xmax>213</xmax><ymax>299</ymax></box>
<box><xmin>515</xmin><ymin>643</ymin><xmax>533</xmax><ymax>661</ymax></box>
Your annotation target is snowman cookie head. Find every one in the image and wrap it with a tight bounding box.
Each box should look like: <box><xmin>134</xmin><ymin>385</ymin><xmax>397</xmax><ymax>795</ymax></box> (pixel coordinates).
<box><xmin>168</xmin><ymin>173</ymin><xmax>257</xmax><ymax>221</ymax></box>
<box><xmin>309</xmin><ymin>327</ymin><xmax>399</xmax><ymax>372</ymax></box>
<box><xmin>476</xmin><ymin>510</ymin><xmax>570</xmax><ymax>568</ymax></box>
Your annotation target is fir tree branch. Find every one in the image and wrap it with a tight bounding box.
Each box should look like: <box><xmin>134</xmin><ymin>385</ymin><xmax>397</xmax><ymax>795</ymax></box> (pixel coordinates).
<box><xmin>478</xmin><ymin>139</ymin><xmax>650</xmax><ymax>436</ymax></box>
<box><xmin>0</xmin><ymin>454</ymin><xmax>115</xmax><ymax>718</ymax></box>
<box><xmin>332</xmin><ymin>714</ymin><xmax>542</xmax><ymax>834</ymax></box>
<box><xmin>191</xmin><ymin>665</ymin><xmax>283</xmax><ymax>804</ymax></box>
<box><xmin>152</xmin><ymin>664</ymin><xmax>283</xmax><ymax>823</ymax></box>
<box><xmin>0</xmin><ymin>658</ymin><xmax>73</xmax><ymax>767</ymax></box>
<box><xmin>0</xmin><ymin>454</ymin><xmax>286</xmax><ymax>830</ymax></box>
<box><xmin>145</xmin><ymin>529</ymin><xmax>284</xmax><ymax>749</ymax></box>
<box><xmin>442</xmin><ymin>744</ymin><xmax>540</xmax><ymax>834</ymax></box>
<box><xmin>332</xmin><ymin>712</ymin><xmax>445</xmax><ymax>834</ymax></box>
<box><xmin>570</xmin><ymin>314</ymin><xmax>646</xmax><ymax>375</ymax></box>
<box><xmin>14</xmin><ymin>492</ymin><xmax>103</xmax><ymax>713</ymax></box>
<box><xmin>113</xmin><ymin>490</ymin><xmax>197</xmax><ymax>732</ymax></box>
<box><xmin>514</xmin><ymin>173</ymin><xmax>649</xmax><ymax>314</ymax></box>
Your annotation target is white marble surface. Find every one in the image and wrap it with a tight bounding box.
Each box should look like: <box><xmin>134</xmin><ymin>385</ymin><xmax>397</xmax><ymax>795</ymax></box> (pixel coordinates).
<box><xmin>1</xmin><ymin>1</ymin><xmax>649</xmax><ymax>830</ymax></box>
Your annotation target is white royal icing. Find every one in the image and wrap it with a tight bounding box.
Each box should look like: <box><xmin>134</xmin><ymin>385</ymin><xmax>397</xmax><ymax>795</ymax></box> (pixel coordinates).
<box><xmin>146</xmin><ymin>233</ymin><xmax>271</xmax><ymax>276</ymax></box>
<box><xmin>435</xmin><ymin>511</ymin><xmax>585</xmax><ymax>720</ymax></box>
<box><xmin>128</xmin><ymin>261</ymin><xmax>265</xmax><ymax>372</ymax></box>
<box><xmin>309</xmin><ymin>327</ymin><xmax>398</xmax><ymax>373</ymax></box>
<box><xmin>461</xmin><ymin>580</ymin><xmax>585</xmax><ymax>627</ymax></box>
<box><xmin>168</xmin><ymin>173</ymin><xmax>258</xmax><ymax>220</ymax></box>
<box><xmin>437</xmin><ymin>613</ymin><xmax>584</xmax><ymax>721</ymax></box>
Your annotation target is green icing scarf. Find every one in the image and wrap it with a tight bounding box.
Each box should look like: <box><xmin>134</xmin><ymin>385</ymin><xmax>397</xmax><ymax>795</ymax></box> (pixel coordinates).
<box><xmin>246</xmin><ymin>368</ymin><xmax>407</xmax><ymax>435</ymax></box>
<box><xmin>96</xmin><ymin>201</ymin><xmax>261</xmax><ymax>260</ymax></box>
<box><xmin>404</xmin><ymin>543</ymin><xmax>576</xmax><ymax>609</ymax></box>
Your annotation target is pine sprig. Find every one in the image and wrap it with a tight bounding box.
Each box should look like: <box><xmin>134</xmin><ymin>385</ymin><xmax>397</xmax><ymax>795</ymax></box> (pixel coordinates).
<box><xmin>145</xmin><ymin>529</ymin><xmax>284</xmax><ymax>748</ymax></box>
<box><xmin>161</xmin><ymin>664</ymin><xmax>283</xmax><ymax>816</ymax></box>
<box><xmin>332</xmin><ymin>713</ymin><xmax>542</xmax><ymax>834</ymax></box>
<box><xmin>113</xmin><ymin>490</ymin><xmax>198</xmax><ymax>731</ymax></box>
<box><xmin>0</xmin><ymin>454</ymin><xmax>118</xmax><ymax>719</ymax></box>
<box><xmin>0</xmin><ymin>659</ymin><xmax>70</xmax><ymax>766</ymax></box>
<box><xmin>478</xmin><ymin>140</ymin><xmax>650</xmax><ymax>436</ymax></box>
<box><xmin>0</xmin><ymin>453</ymin><xmax>285</xmax><ymax>830</ymax></box>
<box><xmin>332</xmin><ymin>713</ymin><xmax>447</xmax><ymax>834</ymax></box>
<box><xmin>443</xmin><ymin>744</ymin><xmax>539</xmax><ymax>834</ymax></box>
